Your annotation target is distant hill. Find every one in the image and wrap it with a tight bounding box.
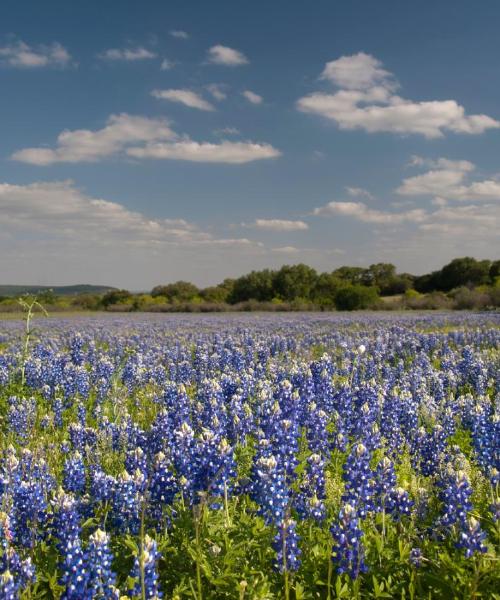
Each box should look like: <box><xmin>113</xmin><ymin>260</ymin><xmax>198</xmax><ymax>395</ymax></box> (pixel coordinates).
<box><xmin>0</xmin><ymin>284</ymin><xmax>117</xmax><ymax>297</ymax></box>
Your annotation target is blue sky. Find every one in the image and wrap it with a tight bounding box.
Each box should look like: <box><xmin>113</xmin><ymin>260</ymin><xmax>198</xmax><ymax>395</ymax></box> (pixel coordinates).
<box><xmin>1</xmin><ymin>0</ymin><xmax>499</xmax><ymax>288</ymax></box>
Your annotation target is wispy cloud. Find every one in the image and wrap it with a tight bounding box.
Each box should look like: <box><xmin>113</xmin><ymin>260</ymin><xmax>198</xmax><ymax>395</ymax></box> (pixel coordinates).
<box><xmin>127</xmin><ymin>140</ymin><xmax>281</xmax><ymax>164</ymax></box>
<box><xmin>271</xmin><ymin>246</ymin><xmax>301</xmax><ymax>254</ymax></box>
<box><xmin>169</xmin><ymin>30</ymin><xmax>189</xmax><ymax>40</ymax></box>
<box><xmin>312</xmin><ymin>201</ymin><xmax>427</xmax><ymax>224</ymax></box>
<box><xmin>242</xmin><ymin>90</ymin><xmax>263</xmax><ymax>104</ymax></box>
<box><xmin>297</xmin><ymin>52</ymin><xmax>499</xmax><ymax>138</ymax></box>
<box><xmin>346</xmin><ymin>186</ymin><xmax>374</xmax><ymax>200</ymax></box>
<box><xmin>152</xmin><ymin>88</ymin><xmax>215</xmax><ymax>111</ymax></box>
<box><xmin>160</xmin><ymin>58</ymin><xmax>175</xmax><ymax>70</ymax></box>
<box><xmin>397</xmin><ymin>157</ymin><xmax>500</xmax><ymax>201</ymax></box>
<box><xmin>242</xmin><ymin>219</ymin><xmax>309</xmax><ymax>231</ymax></box>
<box><xmin>206</xmin><ymin>45</ymin><xmax>249</xmax><ymax>66</ymax></box>
<box><xmin>0</xmin><ymin>39</ymin><xmax>71</xmax><ymax>68</ymax></box>
<box><xmin>206</xmin><ymin>83</ymin><xmax>228</xmax><ymax>101</ymax></box>
<box><xmin>213</xmin><ymin>127</ymin><xmax>240</xmax><ymax>136</ymax></box>
<box><xmin>99</xmin><ymin>46</ymin><xmax>157</xmax><ymax>61</ymax></box>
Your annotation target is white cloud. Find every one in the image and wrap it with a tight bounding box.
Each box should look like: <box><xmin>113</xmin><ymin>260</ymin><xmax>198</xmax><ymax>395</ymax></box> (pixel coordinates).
<box><xmin>242</xmin><ymin>90</ymin><xmax>263</xmax><ymax>104</ymax></box>
<box><xmin>0</xmin><ymin>179</ymin><xmax>278</xmax><ymax>287</ymax></box>
<box><xmin>321</xmin><ymin>52</ymin><xmax>394</xmax><ymax>91</ymax></box>
<box><xmin>346</xmin><ymin>186</ymin><xmax>374</xmax><ymax>200</ymax></box>
<box><xmin>0</xmin><ymin>180</ymin><xmax>205</xmax><ymax>244</ymax></box>
<box><xmin>0</xmin><ymin>40</ymin><xmax>71</xmax><ymax>68</ymax></box>
<box><xmin>313</xmin><ymin>200</ymin><xmax>427</xmax><ymax>224</ymax></box>
<box><xmin>297</xmin><ymin>52</ymin><xmax>499</xmax><ymax>138</ymax></box>
<box><xmin>151</xmin><ymin>88</ymin><xmax>215</xmax><ymax>111</ymax></box>
<box><xmin>272</xmin><ymin>246</ymin><xmax>301</xmax><ymax>254</ymax></box>
<box><xmin>397</xmin><ymin>157</ymin><xmax>500</xmax><ymax>201</ymax></box>
<box><xmin>99</xmin><ymin>47</ymin><xmax>156</xmax><ymax>61</ymax></box>
<box><xmin>127</xmin><ymin>140</ymin><xmax>281</xmax><ymax>164</ymax></box>
<box><xmin>12</xmin><ymin>113</ymin><xmax>280</xmax><ymax>166</ymax></box>
<box><xmin>160</xmin><ymin>58</ymin><xmax>175</xmax><ymax>70</ymax></box>
<box><xmin>243</xmin><ymin>219</ymin><xmax>309</xmax><ymax>231</ymax></box>
<box><xmin>206</xmin><ymin>83</ymin><xmax>227</xmax><ymax>101</ymax></box>
<box><xmin>170</xmin><ymin>30</ymin><xmax>189</xmax><ymax>39</ymax></box>
<box><xmin>207</xmin><ymin>45</ymin><xmax>249</xmax><ymax>66</ymax></box>
<box><xmin>12</xmin><ymin>114</ymin><xmax>176</xmax><ymax>165</ymax></box>
<box><xmin>418</xmin><ymin>204</ymin><xmax>499</xmax><ymax>236</ymax></box>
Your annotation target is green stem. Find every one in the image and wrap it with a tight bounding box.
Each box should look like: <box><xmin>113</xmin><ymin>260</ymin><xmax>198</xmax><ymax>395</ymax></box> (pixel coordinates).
<box><xmin>283</xmin><ymin>525</ymin><xmax>289</xmax><ymax>600</ymax></box>
<box><xmin>194</xmin><ymin>505</ymin><xmax>204</xmax><ymax>600</ymax></box>
<box><xmin>327</xmin><ymin>555</ymin><xmax>333</xmax><ymax>600</ymax></box>
<box><xmin>224</xmin><ymin>480</ymin><xmax>231</xmax><ymax>527</ymax></box>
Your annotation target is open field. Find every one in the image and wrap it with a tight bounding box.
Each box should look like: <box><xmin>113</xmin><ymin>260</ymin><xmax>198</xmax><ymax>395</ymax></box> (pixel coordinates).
<box><xmin>0</xmin><ymin>313</ymin><xmax>499</xmax><ymax>598</ymax></box>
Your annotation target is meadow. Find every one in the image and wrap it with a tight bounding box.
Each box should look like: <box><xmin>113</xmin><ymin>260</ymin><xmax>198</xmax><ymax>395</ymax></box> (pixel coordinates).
<box><xmin>0</xmin><ymin>312</ymin><xmax>498</xmax><ymax>599</ymax></box>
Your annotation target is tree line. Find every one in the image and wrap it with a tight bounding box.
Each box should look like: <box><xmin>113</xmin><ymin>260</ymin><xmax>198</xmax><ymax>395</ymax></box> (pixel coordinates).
<box><xmin>100</xmin><ymin>256</ymin><xmax>499</xmax><ymax>311</ymax></box>
<box><xmin>1</xmin><ymin>257</ymin><xmax>498</xmax><ymax>312</ymax></box>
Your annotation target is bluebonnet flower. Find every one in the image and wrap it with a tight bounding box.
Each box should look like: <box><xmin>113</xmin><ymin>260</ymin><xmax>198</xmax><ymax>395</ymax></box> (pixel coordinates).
<box><xmin>10</xmin><ymin>463</ymin><xmax>50</xmax><ymax>548</ymax></box>
<box><xmin>63</xmin><ymin>453</ymin><xmax>86</xmax><ymax>495</ymax></box>
<box><xmin>373</xmin><ymin>457</ymin><xmax>396</xmax><ymax>512</ymax></box>
<box><xmin>273</xmin><ymin>518</ymin><xmax>301</xmax><ymax>573</ymax></box>
<box><xmin>125</xmin><ymin>448</ymin><xmax>149</xmax><ymax>483</ymax></box>
<box><xmin>149</xmin><ymin>452</ymin><xmax>178</xmax><ymax>520</ymax></box>
<box><xmin>0</xmin><ymin>512</ymin><xmax>36</xmax><ymax>596</ymax></box>
<box><xmin>89</xmin><ymin>467</ymin><xmax>115</xmax><ymax>504</ymax></box>
<box><xmin>53</xmin><ymin>397</ymin><xmax>64</xmax><ymax>428</ymax></box>
<box><xmin>296</xmin><ymin>453</ymin><xmax>326</xmax><ymax>521</ymax></box>
<box><xmin>330</xmin><ymin>503</ymin><xmax>367</xmax><ymax>579</ymax></box>
<box><xmin>129</xmin><ymin>535</ymin><xmax>162</xmax><ymax>599</ymax></box>
<box><xmin>0</xmin><ymin>570</ymin><xmax>16</xmax><ymax>600</ymax></box>
<box><xmin>7</xmin><ymin>397</ymin><xmax>36</xmax><ymax>444</ymax></box>
<box><xmin>438</xmin><ymin>469</ymin><xmax>473</xmax><ymax>528</ymax></box>
<box><xmin>111</xmin><ymin>471</ymin><xmax>143</xmax><ymax>534</ymax></box>
<box><xmin>438</xmin><ymin>467</ymin><xmax>488</xmax><ymax>557</ymax></box>
<box><xmin>409</xmin><ymin>548</ymin><xmax>423</xmax><ymax>568</ymax></box>
<box><xmin>0</xmin><ymin>356</ymin><xmax>9</xmax><ymax>387</ymax></box>
<box><xmin>86</xmin><ymin>529</ymin><xmax>119</xmax><ymax>599</ymax></box>
<box><xmin>250</xmin><ymin>454</ymin><xmax>289</xmax><ymax>525</ymax></box>
<box><xmin>69</xmin><ymin>334</ymin><xmax>85</xmax><ymax>366</ymax></box>
<box><xmin>411</xmin><ymin>426</ymin><xmax>447</xmax><ymax>477</ymax></box>
<box><xmin>470</xmin><ymin>406</ymin><xmax>498</xmax><ymax>475</ymax></box>
<box><xmin>305</xmin><ymin>403</ymin><xmax>330</xmax><ymax>455</ymax></box>
<box><xmin>52</xmin><ymin>491</ymin><xmax>89</xmax><ymax>600</ymax></box>
<box><xmin>490</xmin><ymin>497</ymin><xmax>500</xmax><ymax>523</ymax></box>
<box><xmin>194</xmin><ymin>435</ymin><xmax>236</xmax><ymax>501</ymax></box>
<box><xmin>342</xmin><ymin>442</ymin><xmax>374</xmax><ymax>519</ymax></box>
<box><xmin>456</xmin><ymin>517</ymin><xmax>487</xmax><ymax>558</ymax></box>
<box><xmin>390</xmin><ymin>487</ymin><xmax>414</xmax><ymax>520</ymax></box>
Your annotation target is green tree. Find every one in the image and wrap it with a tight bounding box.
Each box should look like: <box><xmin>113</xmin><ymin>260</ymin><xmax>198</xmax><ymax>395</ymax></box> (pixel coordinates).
<box><xmin>200</xmin><ymin>279</ymin><xmax>234</xmax><ymax>304</ymax></box>
<box><xmin>273</xmin><ymin>264</ymin><xmax>318</xmax><ymax>301</ymax></box>
<box><xmin>489</xmin><ymin>260</ymin><xmax>500</xmax><ymax>282</ymax></box>
<box><xmin>228</xmin><ymin>270</ymin><xmax>276</xmax><ymax>303</ymax></box>
<box><xmin>362</xmin><ymin>263</ymin><xmax>400</xmax><ymax>295</ymax></box>
<box><xmin>334</xmin><ymin>285</ymin><xmax>379</xmax><ymax>311</ymax></box>
<box><xmin>151</xmin><ymin>281</ymin><xmax>199</xmax><ymax>302</ymax></box>
<box><xmin>438</xmin><ymin>257</ymin><xmax>491</xmax><ymax>291</ymax></box>
<box><xmin>312</xmin><ymin>273</ymin><xmax>342</xmax><ymax>306</ymax></box>
<box><xmin>101</xmin><ymin>289</ymin><xmax>133</xmax><ymax>308</ymax></box>
<box><xmin>332</xmin><ymin>266</ymin><xmax>367</xmax><ymax>285</ymax></box>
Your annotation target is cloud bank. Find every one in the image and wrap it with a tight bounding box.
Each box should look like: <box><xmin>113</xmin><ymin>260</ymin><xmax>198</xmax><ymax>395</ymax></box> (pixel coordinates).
<box><xmin>297</xmin><ymin>53</ymin><xmax>499</xmax><ymax>138</ymax></box>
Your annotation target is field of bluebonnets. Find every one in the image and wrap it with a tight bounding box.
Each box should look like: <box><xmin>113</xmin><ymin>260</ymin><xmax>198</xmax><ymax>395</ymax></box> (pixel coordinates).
<box><xmin>0</xmin><ymin>312</ymin><xmax>499</xmax><ymax>599</ymax></box>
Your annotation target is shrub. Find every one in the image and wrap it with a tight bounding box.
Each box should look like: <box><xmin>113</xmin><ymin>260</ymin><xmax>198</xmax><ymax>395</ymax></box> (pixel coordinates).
<box><xmin>334</xmin><ymin>285</ymin><xmax>379</xmax><ymax>311</ymax></box>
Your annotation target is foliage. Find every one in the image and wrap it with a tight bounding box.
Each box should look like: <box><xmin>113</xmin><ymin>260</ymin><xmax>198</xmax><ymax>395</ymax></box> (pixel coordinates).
<box><xmin>334</xmin><ymin>285</ymin><xmax>379</xmax><ymax>311</ymax></box>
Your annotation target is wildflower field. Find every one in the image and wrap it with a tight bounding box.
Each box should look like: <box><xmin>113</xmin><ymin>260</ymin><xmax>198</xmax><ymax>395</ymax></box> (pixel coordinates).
<box><xmin>0</xmin><ymin>312</ymin><xmax>499</xmax><ymax>599</ymax></box>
